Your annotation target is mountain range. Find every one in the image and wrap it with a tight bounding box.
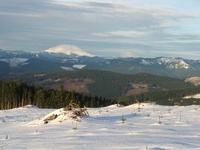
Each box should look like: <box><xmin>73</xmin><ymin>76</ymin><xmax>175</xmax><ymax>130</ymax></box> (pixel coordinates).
<box><xmin>1</xmin><ymin>44</ymin><xmax>200</xmax><ymax>79</ymax></box>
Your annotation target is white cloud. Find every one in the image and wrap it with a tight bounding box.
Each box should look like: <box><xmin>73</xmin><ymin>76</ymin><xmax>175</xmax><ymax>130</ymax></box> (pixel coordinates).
<box><xmin>93</xmin><ymin>30</ymin><xmax>149</xmax><ymax>38</ymax></box>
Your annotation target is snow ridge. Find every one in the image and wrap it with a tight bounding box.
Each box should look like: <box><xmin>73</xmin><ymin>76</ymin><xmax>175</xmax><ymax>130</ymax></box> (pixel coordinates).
<box><xmin>139</xmin><ymin>57</ymin><xmax>190</xmax><ymax>69</ymax></box>
<box><xmin>157</xmin><ymin>57</ymin><xmax>190</xmax><ymax>69</ymax></box>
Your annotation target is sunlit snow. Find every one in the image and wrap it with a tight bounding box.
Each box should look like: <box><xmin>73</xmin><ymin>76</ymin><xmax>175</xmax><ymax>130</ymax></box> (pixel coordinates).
<box><xmin>73</xmin><ymin>64</ymin><xmax>86</xmax><ymax>69</ymax></box>
<box><xmin>60</xmin><ymin>66</ymin><xmax>73</xmax><ymax>71</ymax></box>
<box><xmin>0</xmin><ymin>103</ymin><xmax>200</xmax><ymax>149</ymax></box>
<box><xmin>158</xmin><ymin>58</ymin><xmax>190</xmax><ymax>69</ymax></box>
<box><xmin>44</xmin><ymin>44</ymin><xmax>95</xmax><ymax>57</ymax></box>
<box><xmin>184</xmin><ymin>94</ymin><xmax>200</xmax><ymax>99</ymax></box>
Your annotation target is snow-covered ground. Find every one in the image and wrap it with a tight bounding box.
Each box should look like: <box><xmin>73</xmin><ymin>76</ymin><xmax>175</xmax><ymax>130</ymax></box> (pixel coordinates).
<box><xmin>0</xmin><ymin>103</ymin><xmax>200</xmax><ymax>150</ymax></box>
<box><xmin>184</xmin><ymin>94</ymin><xmax>200</xmax><ymax>99</ymax></box>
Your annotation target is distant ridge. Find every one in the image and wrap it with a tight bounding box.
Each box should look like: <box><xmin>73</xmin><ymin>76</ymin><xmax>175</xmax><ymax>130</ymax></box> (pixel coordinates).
<box><xmin>1</xmin><ymin>48</ymin><xmax>200</xmax><ymax>78</ymax></box>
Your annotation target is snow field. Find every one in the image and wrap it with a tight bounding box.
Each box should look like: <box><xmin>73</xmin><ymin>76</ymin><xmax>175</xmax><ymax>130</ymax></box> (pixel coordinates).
<box><xmin>0</xmin><ymin>103</ymin><xmax>200</xmax><ymax>150</ymax></box>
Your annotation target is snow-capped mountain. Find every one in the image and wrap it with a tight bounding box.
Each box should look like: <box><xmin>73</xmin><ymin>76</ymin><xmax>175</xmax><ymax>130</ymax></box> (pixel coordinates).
<box><xmin>157</xmin><ymin>57</ymin><xmax>190</xmax><ymax>69</ymax></box>
<box><xmin>44</xmin><ymin>44</ymin><xmax>95</xmax><ymax>57</ymax></box>
<box><xmin>1</xmin><ymin>47</ymin><xmax>200</xmax><ymax>78</ymax></box>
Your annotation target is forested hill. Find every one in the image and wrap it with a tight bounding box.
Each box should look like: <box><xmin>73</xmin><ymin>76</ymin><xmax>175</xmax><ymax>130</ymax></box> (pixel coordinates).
<box><xmin>0</xmin><ymin>80</ymin><xmax>112</xmax><ymax>110</ymax></box>
<box><xmin>7</xmin><ymin>70</ymin><xmax>194</xmax><ymax>99</ymax></box>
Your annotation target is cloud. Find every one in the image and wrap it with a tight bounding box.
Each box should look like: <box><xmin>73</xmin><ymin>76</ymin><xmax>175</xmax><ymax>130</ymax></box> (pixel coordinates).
<box><xmin>121</xmin><ymin>51</ymin><xmax>135</xmax><ymax>58</ymax></box>
<box><xmin>92</xmin><ymin>30</ymin><xmax>149</xmax><ymax>38</ymax></box>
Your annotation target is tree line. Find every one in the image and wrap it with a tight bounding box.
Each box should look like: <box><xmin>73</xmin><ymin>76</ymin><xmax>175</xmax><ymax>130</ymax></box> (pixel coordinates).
<box><xmin>1</xmin><ymin>78</ymin><xmax>199</xmax><ymax>110</ymax></box>
<box><xmin>116</xmin><ymin>86</ymin><xmax>200</xmax><ymax>106</ymax></box>
<box><xmin>0</xmin><ymin>80</ymin><xmax>112</xmax><ymax>110</ymax></box>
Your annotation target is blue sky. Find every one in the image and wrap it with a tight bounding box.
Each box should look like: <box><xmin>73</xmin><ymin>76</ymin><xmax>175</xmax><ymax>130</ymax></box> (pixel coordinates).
<box><xmin>0</xmin><ymin>0</ymin><xmax>200</xmax><ymax>59</ymax></box>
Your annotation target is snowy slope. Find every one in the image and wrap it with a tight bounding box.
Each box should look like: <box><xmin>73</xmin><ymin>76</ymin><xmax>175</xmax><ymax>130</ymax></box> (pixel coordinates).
<box><xmin>44</xmin><ymin>44</ymin><xmax>95</xmax><ymax>57</ymax></box>
<box><xmin>184</xmin><ymin>94</ymin><xmax>200</xmax><ymax>99</ymax></box>
<box><xmin>1</xmin><ymin>103</ymin><xmax>200</xmax><ymax>149</ymax></box>
<box><xmin>157</xmin><ymin>57</ymin><xmax>190</xmax><ymax>69</ymax></box>
<box><xmin>185</xmin><ymin>77</ymin><xmax>200</xmax><ymax>86</ymax></box>
<box><xmin>0</xmin><ymin>58</ymin><xmax>28</xmax><ymax>67</ymax></box>
<box><xmin>139</xmin><ymin>57</ymin><xmax>191</xmax><ymax>69</ymax></box>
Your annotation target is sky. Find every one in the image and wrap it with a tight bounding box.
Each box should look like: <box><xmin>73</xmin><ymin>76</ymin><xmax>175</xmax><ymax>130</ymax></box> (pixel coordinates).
<box><xmin>0</xmin><ymin>0</ymin><xmax>200</xmax><ymax>59</ymax></box>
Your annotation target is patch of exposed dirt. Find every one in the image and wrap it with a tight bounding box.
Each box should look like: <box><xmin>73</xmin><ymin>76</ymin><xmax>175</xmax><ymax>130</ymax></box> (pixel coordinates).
<box><xmin>62</xmin><ymin>78</ymin><xmax>93</xmax><ymax>93</ymax></box>
<box><xmin>35</xmin><ymin>78</ymin><xmax>94</xmax><ymax>94</ymax></box>
<box><xmin>126</xmin><ymin>83</ymin><xmax>148</xmax><ymax>96</ymax></box>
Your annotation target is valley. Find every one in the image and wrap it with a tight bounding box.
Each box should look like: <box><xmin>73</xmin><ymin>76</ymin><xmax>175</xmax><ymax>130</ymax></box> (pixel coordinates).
<box><xmin>1</xmin><ymin>46</ymin><xmax>200</xmax><ymax>107</ymax></box>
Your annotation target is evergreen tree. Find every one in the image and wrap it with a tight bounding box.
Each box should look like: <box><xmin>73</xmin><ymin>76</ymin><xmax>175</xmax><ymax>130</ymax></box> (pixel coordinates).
<box><xmin>0</xmin><ymin>79</ymin><xmax>113</xmax><ymax>110</ymax></box>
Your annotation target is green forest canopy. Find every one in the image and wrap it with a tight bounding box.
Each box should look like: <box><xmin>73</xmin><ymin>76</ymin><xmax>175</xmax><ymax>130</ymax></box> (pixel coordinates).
<box><xmin>6</xmin><ymin>70</ymin><xmax>195</xmax><ymax>99</ymax></box>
